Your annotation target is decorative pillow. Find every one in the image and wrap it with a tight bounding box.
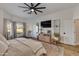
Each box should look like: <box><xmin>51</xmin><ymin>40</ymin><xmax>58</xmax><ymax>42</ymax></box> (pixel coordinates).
<box><xmin>0</xmin><ymin>33</ymin><xmax>9</xmax><ymax>45</ymax></box>
<box><xmin>0</xmin><ymin>41</ymin><xmax>8</xmax><ymax>56</ymax></box>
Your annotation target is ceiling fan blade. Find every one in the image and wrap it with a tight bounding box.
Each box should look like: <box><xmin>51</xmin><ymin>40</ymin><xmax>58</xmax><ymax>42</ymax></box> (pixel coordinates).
<box><xmin>34</xmin><ymin>3</ymin><xmax>41</xmax><ymax>7</ymax></box>
<box><xmin>28</xmin><ymin>11</ymin><xmax>32</xmax><ymax>14</ymax></box>
<box><xmin>23</xmin><ymin>10</ymin><xmax>29</xmax><ymax>12</ymax></box>
<box><xmin>18</xmin><ymin>6</ymin><xmax>28</xmax><ymax>8</ymax></box>
<box><xmin>31</xmin><ymin>3</ymin><xmax>34</xmax><ymax>7</ymax></box>
<box><xmin>24</xmin><ymin>3</ymin><xmax>30</xmax><ymax>7</ymax></box>
<box><xmin>34</xmin><ymin>11</ymin><xmax>37</xmax><ymax>15</ymax></box>
<box><xmin>36</xmin><ymin>7</ymin><xmax>46</xmax><ymax>9</ymax></box>
<box><xmin>35</xmin><ymin>9</ymin><xmax>43</xmax><ymax>13</ymax></box>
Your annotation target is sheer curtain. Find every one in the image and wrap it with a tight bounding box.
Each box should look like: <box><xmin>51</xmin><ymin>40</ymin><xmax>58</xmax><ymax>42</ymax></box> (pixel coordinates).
<box><xmin>3</xmin><ymin>19</ymin><xmax>14</xmax><ymax>39</ymax></box>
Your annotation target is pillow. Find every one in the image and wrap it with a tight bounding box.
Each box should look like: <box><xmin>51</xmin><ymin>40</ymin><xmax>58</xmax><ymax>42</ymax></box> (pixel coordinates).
<box><xmin>0</xmin><ymin>41</ymin><xmax>8</xmax><ymax>56</ymax></box>
<box><xmin>0</xmin><ymin>33</ymin><xmax>9</xmax><ymax>45</ymax></box>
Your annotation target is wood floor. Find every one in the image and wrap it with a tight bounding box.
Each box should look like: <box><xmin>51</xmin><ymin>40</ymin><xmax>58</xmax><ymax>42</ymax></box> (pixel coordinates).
<box><xmin>42</xmin><ymin>42</ymin><xmax>79</xmax><ymax>56</ymax></box>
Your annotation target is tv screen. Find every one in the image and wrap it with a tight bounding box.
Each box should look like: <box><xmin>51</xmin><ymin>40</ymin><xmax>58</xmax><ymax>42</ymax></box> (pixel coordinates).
<box><xmin>41</xmin><ymin>20</ymin><xmax>51</xmax><ymax>28</ymax></box>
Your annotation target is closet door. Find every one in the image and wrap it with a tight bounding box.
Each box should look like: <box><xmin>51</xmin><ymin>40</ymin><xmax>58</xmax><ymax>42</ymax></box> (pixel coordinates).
<box><xmin>75</xmin><ymin>20</ymin><xmax>79</xmax><ymax>44</ymax></box>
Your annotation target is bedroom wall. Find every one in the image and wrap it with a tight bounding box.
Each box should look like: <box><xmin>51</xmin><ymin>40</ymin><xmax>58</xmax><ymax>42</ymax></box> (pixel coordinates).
<box><xmin>27</xmin><ymin>7</ymin><xmax>75</xmax><ymax>45</ymax></box>
<box><xmin>0</xmin><ymin>9</ymin><xmax>3</xmax><ymax>34</ymax></box>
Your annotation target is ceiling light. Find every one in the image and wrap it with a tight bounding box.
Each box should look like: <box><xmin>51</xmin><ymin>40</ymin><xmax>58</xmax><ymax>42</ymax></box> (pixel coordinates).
<box><xmin>31</xmin><ymin>9</ymin><xmax>34</xmax><ymax>12</ymax></box>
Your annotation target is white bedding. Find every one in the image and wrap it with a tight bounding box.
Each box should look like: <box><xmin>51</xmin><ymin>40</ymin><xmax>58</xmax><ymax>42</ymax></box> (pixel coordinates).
<box><xmin>15</xmin><ymin>38</ymin><xmax>47</xmax><ymax>55</ymax></box>
<box><xmin>0</xmin><ymin>33</ymin><xmax>47</xmax><ymax>56</ymax></box>
<box><xmin>5</xmin><ymin>40</ymin><xmax>35</xmax><ymax>56</ymax></box>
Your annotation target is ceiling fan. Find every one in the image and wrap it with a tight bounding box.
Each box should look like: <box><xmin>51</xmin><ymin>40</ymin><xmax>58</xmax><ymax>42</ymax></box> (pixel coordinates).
<box><xmin>18</xmin><ymin>3</ymin><xmax>46</xmax><ymax>15</ymax></box>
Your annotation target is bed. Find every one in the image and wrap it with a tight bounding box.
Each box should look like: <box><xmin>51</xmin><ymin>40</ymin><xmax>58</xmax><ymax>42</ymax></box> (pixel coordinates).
<box><xmin>0</xmin><ymin>34</ymin><xmax>47</xmax><ymax>56</ymax></box>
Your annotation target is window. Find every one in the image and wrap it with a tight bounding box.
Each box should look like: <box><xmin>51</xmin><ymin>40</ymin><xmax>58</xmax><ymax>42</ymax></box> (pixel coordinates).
<box><xmin>16</xmin><ymin>23</ymin><xmax>25</xmax><ymax>37</ymax></box>
<box><xmin>4</xmin><ymin>19</ymin><xmax>26</xmax><ymax>39</ymax></box>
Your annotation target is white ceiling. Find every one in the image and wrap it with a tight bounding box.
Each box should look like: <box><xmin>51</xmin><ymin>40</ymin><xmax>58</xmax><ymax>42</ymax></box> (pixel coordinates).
<box><xmin>0</xmin><ymin>3</ymin><xmax>78</xmax><ymax>19</ymax></box>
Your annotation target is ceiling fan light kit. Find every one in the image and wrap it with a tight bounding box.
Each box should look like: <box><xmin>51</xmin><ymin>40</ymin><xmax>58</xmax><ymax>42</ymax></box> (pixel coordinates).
<box><xmin>18</xmin><ymin>3</ymin><xmax>46</xmax><ymax>15</ymax></box>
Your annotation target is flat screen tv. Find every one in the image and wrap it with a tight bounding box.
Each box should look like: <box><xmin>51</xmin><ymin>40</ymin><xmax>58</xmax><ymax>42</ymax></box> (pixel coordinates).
<box><xmin>41</xmin><ymin>20</ymin><xmax>51</xmax><ymax>28</ymax></box>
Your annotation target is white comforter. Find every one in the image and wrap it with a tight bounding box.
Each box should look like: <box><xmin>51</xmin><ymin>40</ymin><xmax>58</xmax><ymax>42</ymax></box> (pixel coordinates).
<box><xmin>15</xmin><ymin>38</ymin><xmax>47</xmax><ymax>55</ymax></box>
<box><xmin>7</xmin><ymin>38</ymin><xmax>47</xmax><ymax>56</ymax></box>
<box><xmin>5</xmin><ymin>39</ymin><xmax>35</xmax><ymax>56</ymax></box>
<box><xmin>0</xmin><ymin>33</ymin><xmax>47</xmax><ymax>56</ymax></box>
